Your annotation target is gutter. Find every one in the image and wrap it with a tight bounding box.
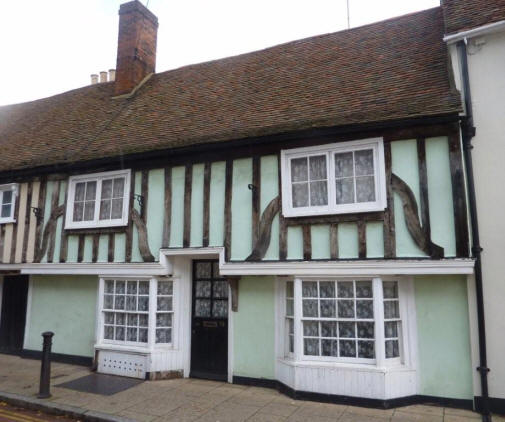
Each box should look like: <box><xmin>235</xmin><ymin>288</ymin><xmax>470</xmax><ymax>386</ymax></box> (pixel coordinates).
<box><xmin>456</xmin><ymin>39</ymin><xmax>491</xmax><ymax>422</ymax></box>
<box><xmin>444</xmin><ymin>20</ymin><xmax>505</xmax><ymax>44</ymax></box>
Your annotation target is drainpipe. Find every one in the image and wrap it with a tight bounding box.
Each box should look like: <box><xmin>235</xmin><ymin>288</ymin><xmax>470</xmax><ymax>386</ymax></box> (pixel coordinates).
<box><xmin>457</xmin><ymin>39</ymin><xmax>491</xmax><ymax>422</ymax></box>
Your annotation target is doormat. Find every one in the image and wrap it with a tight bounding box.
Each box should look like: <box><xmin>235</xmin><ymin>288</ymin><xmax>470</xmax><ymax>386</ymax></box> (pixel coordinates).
<box><xmin>56</xmin><ymin>373</ymin><xmax>143</xmax><ymax>396</ymax></box>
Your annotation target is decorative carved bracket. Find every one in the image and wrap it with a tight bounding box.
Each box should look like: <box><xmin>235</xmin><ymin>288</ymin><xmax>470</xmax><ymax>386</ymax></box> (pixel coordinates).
<box><xmin>246</xmin><ymin>196</ymin><xmax>281</xmax><ymax>261</ymax></box>
<box><xmin>391</xmin><ymin>174</ymin><xmax>444</xmax><ymax>258</ymax></box>
<box><xmin>227</xmin><ymin>277</ymin><xmax>240</xmax><ymax>312</ymax></box>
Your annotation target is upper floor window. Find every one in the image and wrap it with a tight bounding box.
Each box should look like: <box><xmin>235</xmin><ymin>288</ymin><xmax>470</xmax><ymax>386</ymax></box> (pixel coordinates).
<box><xmin>280</xmin><ymin>138</ymin><xmax>387</xmax><ymax>217</ymax></box>
<box><xmin>65</xmin><ymin>170</ymin><xmax>131</xmax><ymax>229</ymax></box>
<box><xmin>0</xmin><ymin>184</ymin><xmax>18</xmax><ymax>224</ymax></box>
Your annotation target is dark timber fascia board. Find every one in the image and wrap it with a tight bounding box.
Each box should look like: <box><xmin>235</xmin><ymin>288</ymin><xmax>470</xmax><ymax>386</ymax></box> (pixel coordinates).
<box><xmin>0</xmin><ymin>114</ymin><xmax>460</xmax><ymax>183</ymax></box>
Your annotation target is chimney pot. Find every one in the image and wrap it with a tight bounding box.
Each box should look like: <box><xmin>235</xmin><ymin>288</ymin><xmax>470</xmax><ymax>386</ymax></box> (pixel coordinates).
<box><xmin>90</xmin><ymin>74</ymin><xmax>99</xmax><ymax>85</ymax></box>
<box><xmin>99</xmin><ymin>71</ymin><xmax>108</xmax><ymax>83</ymax></box>
<box><xmin>108</xmin><ymin>69</ymin><xmax>116</xmax><ymax>82</ymax></box>
<box><xmin>114</xmin><ymin>1</ymin><xmax>158</xmax><ymax>96</ymax></box>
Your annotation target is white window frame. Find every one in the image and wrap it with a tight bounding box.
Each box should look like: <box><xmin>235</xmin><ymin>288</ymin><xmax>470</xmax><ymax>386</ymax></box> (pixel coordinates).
<box><xmin>279</xmin><ymin>276</ymin><xmax>411</xmax><ymax>368</ymax></box>
<box><xmin>280</xmin><ymin>138</ymin><xmax>387</xmax><ymax>217</ymax></box>
<box><xmin>0</xmin><ymin>183</ymin><xmax>19</xmax><ymax>224</ymax></box>
<box><xmin>65</xmin><ymin>169</ymin><xmax>131</xmax><ymax>229</ymax></box>
<box><xmin>97</xmin><ymin>276</ymin><xmax>176</xmax><ymax>351</ymax></box>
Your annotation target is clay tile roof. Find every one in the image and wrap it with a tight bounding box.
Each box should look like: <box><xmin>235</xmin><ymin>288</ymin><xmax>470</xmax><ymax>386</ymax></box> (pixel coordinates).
<box><xmin>0</xmin><ymin>6</ymin><xmax>461</xmax><ymax>173</ymax></box>
<box><xmin>442</xmin><ymin>0</ymin><xmax>505</xmax><ymax>35</ymax></box>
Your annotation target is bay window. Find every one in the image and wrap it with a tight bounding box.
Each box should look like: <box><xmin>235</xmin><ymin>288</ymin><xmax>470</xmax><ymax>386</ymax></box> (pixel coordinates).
<box><xmin>280</xmin><ymin>138</ymin><xmax>386</xmax><ymax>217</ymax></box>
<box><xmin>281</xmin><ymin>277</ymin><xmax>407</xmax><ymax>366</ymax></box>
<box><xmin>100</xmin><ymin>277</ymin><xmax>174</xmax><ymax>348</ymax></box>
<box><xmin>0</xmin><ymin>184</ymin><xmax>18</xmax><ymax>224</ymax></box>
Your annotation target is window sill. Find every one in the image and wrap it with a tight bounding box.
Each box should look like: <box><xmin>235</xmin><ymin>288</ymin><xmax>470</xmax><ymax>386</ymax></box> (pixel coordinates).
<box><xmin>95</xmin><ymin>343</ymin><xmax>177</xmax><ymax>354</ymax></box>
<box><xmin>0</xmin><ymin>218</ymin><xmax>16</xmax><ymax>225</ymax></box>
<box><xmin>277</xmin><ymin>357</ymin><xmax>414</xmax><ymax>373</ymax></box>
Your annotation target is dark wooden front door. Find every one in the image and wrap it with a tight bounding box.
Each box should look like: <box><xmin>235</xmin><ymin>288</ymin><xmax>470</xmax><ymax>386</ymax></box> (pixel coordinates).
<box><xmin>190</xmin><ymin>260</ymin><xmax>228</xmax><ymax>381</ymax></box>
<box><xmin>0</xmin><ymin>275</ymin><xmax>29</xmax><ymax>353</ymax></box>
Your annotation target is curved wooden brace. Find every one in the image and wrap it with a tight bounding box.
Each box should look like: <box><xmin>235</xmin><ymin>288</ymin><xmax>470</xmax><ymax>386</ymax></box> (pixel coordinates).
<box><xmin>130</xmin><ymin>208</ymin><xmax>155</xmax><ymax>262</ymax></box>
<box><xmin>391</xmin><ymin>174</ymin><xmax>444</xmax><ymax>258</ymax></box>
<box><xmin>35</xmin><ymin>205</ymin><xmax>65</xmax><ymax>263</ymax></box>
<box><xmin>246</xmin><ymin>196</ymin><xmax>281</xmax><ymax>261</ymax></box>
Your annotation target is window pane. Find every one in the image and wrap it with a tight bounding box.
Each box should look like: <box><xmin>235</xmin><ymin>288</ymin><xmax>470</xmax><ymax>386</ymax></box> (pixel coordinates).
<box><xmin>319</xmin><ymin>282</ymin><xmax>335</xmax><ymax>298</ymax></box>
<box><xmin>104</xmin><ymin>312</ymin><xmax>114</xmax><ymax>324</ymax></box>
<box><xmin>127</xmin><ymin>281</ymin><xmax>137</xmax><ymax>294</ymax></box>
<box><xmin>309</xmin><ymin>181</ymin><xmax>328</xmax><ymax>206</ymax></box>
<box><xmin>101</xmin><ymin>179</ymin><xmax>113</xmax><ymax>200</ymax></box>
<box><xmin>104</xmin><ymin>295</ymin><xmax>113</xmax><ymax>309</ymax></box>
<box><xmin>115</xmin><ymin>326</ymin><xmax>125</xmax><ymax>341</ymax></box>
<box><xmin>73</xmin><ymin>202</ymin><xmax>84</xmax><ymax>222</ymax></box>
<box><xmin>139</xmin><ymin>328</ymin><xmax>148</xmax><ymax>343</ymax></box>
<box><xmin>337</xmin><ymin>282</ymin><xmax>354</xmax><ymax>298</ymax></box>
<box><xmin>111</xmin><ymin>198</ymin><xmax>123</xmax><ymax>219</ymax></box>
<box><xmin>384</xmin><ymin>301</ymin><xmax>400</xmax><ymax>319</ymax></box>
<box><xmin>321</xmin><ymin>339</ymin><xmax>338</xmax><ymax>357</ymax></box>
<box><xmin>358</xmin><ymin>340</ymin><xmax>375</xmax><ymax>358</ymax></box>
<box><xmin>309</xmin><ymin>155</ymin><xmax>327</xmax><ymax>180</ymax></box>
<box><xmin>195</xmin><ymin>281</ymin><xmax>211</xmax><ymax>298</ymax></box>
<box><xmin>291</xmin><ymin>158</ymin><xmax>308</xmax><ymax>182</ymax></box>
<box><xmin>83</xmin><ymin>201</ymin><xmax>95</xmax><ymax>221</ymax></box>
<box><xmin>303</xmin><ymin>321</ymin><xmax>319</xmax><ymax>337</ymax></box>
<box><xmin>113</xmin><ymin>178</ymin><xmax>125</xmax><ymax>198</ymax></box>
<box><xmin>195</xmin><ymin>262</ymin><xmax>212</xmax><ymax>279</ymax></box>
<box><xmin>127</xmin><ymin>327</ymin><xmax>138</xmax><ymax>342</ymax></box>
<box><xmin>127</xmin><ymin>314</ymin><xmax>138</xmax><ymax>326</ymax></box>
<box><xmin>139</xmin><ymin>314</ymin><xmax>148</xmax><ymax>327</ymax></box>
<box><xmin>339</xmin><ymin>339</ymin><xmax>356</xmax><ymax>357</ymax></box>
<box><xmin>338</xmin><ymin>322</ymin><xmax>355</xmax><ymax>338</ymax></box>
<box><xmin>338</xmin><ymin>300</ymin><xmax>355</xmax><ymax>318</ymax></box>
<box><xmin>114</xmin><ymin>295</ymin><xmax>125</xmax><ymax>310</ymax></box>
<box><xmin>156</xmin><ymin>313</ymin><xmax>172</xmax><ymax>327</ymax></box>
<box><xmin>138</xmin><ymin>296</ymin><xmax>149</xmax><ymax>311</ymax></box>
<box><xmin>126</xmin><ymin>296</ymin><xmax>137</xmax><ymax>311</ymax></box>
<box><xmin>286</xmin><ymin>299</ymin><xmax>294</xmax><ymax>317</ymax></box>
<box><xmin>2</xmin><ymin>190</ymin><xmax>12</xmax><ymax>205</ymax></box>
<box><xmin>302</xmin><ymin>299</ymin><xmax>318</xmax><ymax>317</ymax></box>
<box><xmin>286</xmin><ymin>281</ymin><xmax>294</xmax><ymax>298</ymax></box>
<box><xmin>99</xmin><ymin>200</ymin><xmax>111</xmax><ymax>220</ymax></box>
<box><xmin>139</xmin><ymin>281</ymin><xmax>149</xmax><ymax>295</ymax></box>
<box><xmin>292</xmin><ymin>183</ymin><xmax>309</xmax><ymax>208</ymax></box>
<box><xmin>157</xmin><ymin>296</ymin><xmax>172</xmax><ymax>311</ymax></box>
<box><xmin>104</xmin><ymin>326</ymin><xmax>114</xmax><ymax>340</ymax></box>
<box><xmin>158</xmin><ymin>281</ymin><xmax>173</xmax><ymax>296</ymax></box>
<box><xmin>357</xmin><ymin>321</ymin><xmax>374</xmax><ymax>339</ymax></box>
<box><xmin>321</xmin><ymin>321</ymin><xmax>337</xmax><ymax>337</ymax></box>
<box><xmin>1</xmin><ymin>204</ymin><xmax>11</xmax><ymax>218</ymax></box>
<box><xmin>115</xmin><ymin>281</ymin><xmax>125</xmax><ymax>294</ymax></box>
<box><xmin>335</xmin><ymin>178</ymin><xmax>354</xmax><ymax>204</ymax></box>
<box><xmin>356</xmin><ymin>176</ymin><xmax>375</xmax><ymax>203</ymax></box>
<box><xmin>304</xmin><ymin>338</ymin><xmax>319</xmax><ymax>355</ymax></box>
<box><xmin>213</xmin><ymin>281</ymin><xmax>229</xmax><ymax>298</ymax></box>
<box><xmin>335</xmin><ymin>152</ymin><xmax>354</xmax><ymax>178</ymax></box>
<box><xmin>385</xmin><ymin>321</ymin><xmax>398</xmax><ymax>338</ymax></box>
<box><xmin>195</xmin><ymin>299</ymin><xmax>211</xmax><ymax>317</ymax></box>
<box><xmin>85</xmin><ymin>181</ymin><xmax>97</xmax><ymax>200</ymax></box>
<box><xmin>212</xmin><ymin>300</ymin><xmax>228</xmax><ymax>318</ymax></box>
<box><xmin>105</xmin><ymin>281</ymin><xmax>114</xmax><ymax>294</ymax></box>
<box><xmin>385</xmin><ymin>339</ymin><xmax>400</xmax><ymax>358</ymax></box>
<box><xmin>320</xmin><ymin>299</ymin><xmax>336</xmax><ymax>318</ymax></box>
<box><xmin>75</xmin><ymin>182</ymin><xmax>85</xmax><ymax>201</ymax></box>
<box><xmin>356</xmin><ymin>281</ymin><xmax>373</xmax><ymax>298</ymax></box>
<box><xmin>302</xmin><ymin>281</ymin><xmax>318</xmax><ymax>297</ymax></box>
<box><xmin>355</xmin><ymin>149</ymin><xmax>374</xmax><ymax>176</ymax></box>
<box><xmin>116</xmin><ymin>313</ymin><xmax>125</xmax><ymax>325</ymax></box>
<box><xmin>356</xmin><ymin>300</ymin><xmax>374</xmax><ymax>319</ymax></box>
<box><xmin>156</xmin><ymin>328</ymin><xmax>171</xmax><ymax>343</ymax></box>
<box><xmin>383</xmin><ymin>282</ymin><xmax>398</xmax><ymax>299</ymax></box>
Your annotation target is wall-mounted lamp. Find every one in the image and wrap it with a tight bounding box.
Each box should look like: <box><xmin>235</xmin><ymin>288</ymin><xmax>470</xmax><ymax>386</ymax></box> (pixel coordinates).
<box><xmin>31</xmin><ymin>207</ymin><xmax>42</xmax><ymax>222</ymax></box>
<box><xmin>133</xmin><ymin>194</ymin><xmax>144</xmax><ymax>208</ymax></box>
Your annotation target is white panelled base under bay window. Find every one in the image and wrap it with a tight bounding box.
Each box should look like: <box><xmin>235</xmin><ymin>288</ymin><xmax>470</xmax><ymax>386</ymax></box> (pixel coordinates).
<box><xmin>276</xmin><ymin>277</ymin><xmax>418</xmax><ymax>400</ymax></box>
<box><xmin>280</xmin><ymin>138</ymin><xmax>387</xmax><ymax>217</ymax></box>
<box><xmin>65</xmin><ymin>169</ymin><xmax>131</xmax><ymax>229</ymax></box>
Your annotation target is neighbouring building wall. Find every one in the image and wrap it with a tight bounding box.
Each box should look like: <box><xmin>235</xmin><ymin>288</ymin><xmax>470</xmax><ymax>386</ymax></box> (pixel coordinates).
<box><xmin>233</xmin><ymin>276</ymin><xmax>276</xmax><ymax>380</ymax></box>
<box><xmin>449</xmin><ymin>29</ymin><xmax>505</xmax><ymax>402</ymax></box>
<box><xmin>24</xmin><ymin>275</ymin><xmax>98</xmax><ymax>357</ymax></box>
<box><xmin>415</xmin><ymin>275</ymin><xmax>473</xmax><ymax>400</ymax></box>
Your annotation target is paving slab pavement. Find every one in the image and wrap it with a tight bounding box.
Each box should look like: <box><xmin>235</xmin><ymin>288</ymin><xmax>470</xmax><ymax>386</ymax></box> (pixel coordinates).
<box><xmin>0</xmin><ymin>354</ymin><xmax>497</xmax><ymax>422</ymax></box>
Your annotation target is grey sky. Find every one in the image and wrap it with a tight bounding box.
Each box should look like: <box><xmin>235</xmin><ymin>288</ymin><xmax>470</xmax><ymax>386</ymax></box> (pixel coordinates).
<box><xmin>0</xmin><ymin>0</ymin><xmax>438</xmax><ymax>106</ymax></box>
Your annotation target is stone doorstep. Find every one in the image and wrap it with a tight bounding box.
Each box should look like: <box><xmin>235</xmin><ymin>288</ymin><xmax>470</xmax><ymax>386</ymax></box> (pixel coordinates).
<box><xmin>0</xmin><ymin>390</ymin><xmax>136</xmax><ymax>422</ymax></box>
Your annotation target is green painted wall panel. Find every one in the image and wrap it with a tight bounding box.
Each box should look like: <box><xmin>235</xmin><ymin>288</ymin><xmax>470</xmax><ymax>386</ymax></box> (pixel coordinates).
<box><xmin>66</xmin><ymin>235</ymin><xmax>79</xmax><ymax>263</ymax></box>
<box><xmin>287</xmin><ymin>226</ymin><xmax>303</xmax><ymax>260</ymax></box>
<box><xmin>233</xmin><ymin>276</ymin><xmax>275</xmax><ymax>379</ymax></box>
<box><xmin>25</xmin><ymin>275</ymin><xmax>97</xmax><ymax>357</ymax></box>
<box><xmin>52</xmin><ymin>181</ymin><xmax>67</xmax><ymax>263</ymax></box>
<box><xmin>311</xmin><ymin>225</ymin><xmax>330</xmax><ymax>259</ymax></box>
<box><xmin>83</xmin><ymin>235</ymin><xmax>93</xmax><ymax>262</ymax></box>
<box><xmin>97</xmin><ymin>235</ymin><xmax>108</xmax><ymax>262</ymax></box>
<box><xmin>426</xmin><ymin>137</ymin><xmax>456</xmax><ymax>257</ymax></box>
<box><xmin>169</xmin><ymin>166</ymin><xmax>185</xmax><ymax>247</ymax></box>
<box><xmin>338</xmin><ymin>223</ymin><xmax>358</xmax><ymax>258</ymax></box>
<box><xmin>40</xmin><ymin>181</ymin><xmax>55</xmax><ymax>263</ymax></box>
<box><xmin>231</xmin><ymin>158</ymin><xmax>253</xmax><ymax>260</ymax></box>
<box><xmin>415</xmin><ymin>275</ymin><xmax>473</xmax><ymax>399</ymax></box>
<box><xmin>391</xmin><ymin>140</ymin><xmax>426</xmax><ymax>257</ymax></box>
<box><xmin>209</xmin><ymin>162</ymin><xmax>226</xmax><ymax>247</ymax></box>
<box><xmin>146</xmin><ymin>169</ymin><xmax>164</xmax><ymax>258</ymax></box>
<box><xmin>114</xmin><ymin>233</ymin><xmax>126</xmax><ymax>262</ymax></box>
<box><xmin>190</xmin><ymin>164</ymin><xmax>204</xmax><ymax>247</ymax></box>
<box><xmin>366</xmin><ymin>222</ymin><xmax>384</xmax><ymax>258</ymax></box>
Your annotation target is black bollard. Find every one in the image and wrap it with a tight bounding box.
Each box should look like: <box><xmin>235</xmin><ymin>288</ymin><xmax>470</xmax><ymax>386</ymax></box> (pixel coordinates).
<box><xmin>38</xmin><ymin>331</ymin><xmax>54</xmax><ymax>399</ymax></box>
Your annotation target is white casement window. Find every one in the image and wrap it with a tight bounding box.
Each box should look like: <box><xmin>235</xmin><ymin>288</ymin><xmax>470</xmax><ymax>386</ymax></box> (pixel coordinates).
<box><xmin>100</xmin><ymin>278</ymin><xmax>174</xmax><ymax>347</ymax></box>
<box><xmin>0</xmin><ymin>184</ymin><xmax>18</xmax><ymax>224</ymax></box>
<box><xmin>281</xmin><ymin>277</ymin><xmax>407</xmax><ymax>365</ymax></box>
<box><xmin>65</xmin><ymin>169</ymin><xmax>131</xmax><ymax>229</ymax></box>
<box><xmin>280</xmin><ymin>138</ymin><xmax>386</xmax><ymax>217</ymax></box>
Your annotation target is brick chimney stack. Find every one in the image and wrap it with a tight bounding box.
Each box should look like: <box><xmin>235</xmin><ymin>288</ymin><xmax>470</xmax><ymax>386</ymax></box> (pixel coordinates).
<box><xmin>114</xmin><ymin>1</ymin><xmax>158</xmax><ymax>96</ymax></box>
